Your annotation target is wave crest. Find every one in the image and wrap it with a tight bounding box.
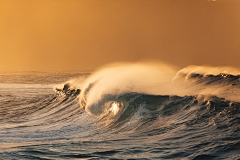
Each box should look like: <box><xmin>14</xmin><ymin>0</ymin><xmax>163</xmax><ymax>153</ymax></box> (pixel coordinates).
<box><xmin>57</xmin><ymin>63</ymin><xmax>240</xmax><ymax>117</ymax></box>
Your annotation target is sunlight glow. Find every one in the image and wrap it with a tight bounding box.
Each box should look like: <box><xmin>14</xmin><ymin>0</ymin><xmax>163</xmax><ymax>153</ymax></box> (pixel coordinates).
<box><xmin>110</xmin><ymin>102</ymin><xmax>119</xmax><ymax>115</ymax></box>
<box><xmin>113</xmin><ymin>103</ymin><xmax>118</xmax><ymax>111</ymax></box>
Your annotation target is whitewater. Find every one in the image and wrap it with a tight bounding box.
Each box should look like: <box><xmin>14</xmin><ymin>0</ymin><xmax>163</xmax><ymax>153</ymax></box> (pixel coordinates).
<box><xmin>0</xmin><ymin>62</ymin><xmax>240</xmax><ymax>160</ymax></box>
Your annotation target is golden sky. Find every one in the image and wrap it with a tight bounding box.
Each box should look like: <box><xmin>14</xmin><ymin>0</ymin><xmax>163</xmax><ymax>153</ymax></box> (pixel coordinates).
<box><xmin>0</xmin><ymin>0</ymin><xmax>240</xmax><ymax>71</ymax></box>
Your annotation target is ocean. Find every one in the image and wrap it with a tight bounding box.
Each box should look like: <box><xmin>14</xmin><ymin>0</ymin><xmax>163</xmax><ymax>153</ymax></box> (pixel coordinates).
<box><xmin>0</xmin><ymin>63</ymin><xmax>240</xmax><ymax>160</ymax></box>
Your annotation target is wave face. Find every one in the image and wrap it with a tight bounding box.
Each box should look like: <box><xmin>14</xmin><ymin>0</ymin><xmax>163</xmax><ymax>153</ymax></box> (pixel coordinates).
<box><xmin>1</xmin><ymin>65</ymin><xmax>240</xmax><ymax>160</ymax></box>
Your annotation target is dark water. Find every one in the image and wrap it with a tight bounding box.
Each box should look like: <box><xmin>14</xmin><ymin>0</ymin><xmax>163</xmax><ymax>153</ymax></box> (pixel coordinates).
<box><xmin>1</xmin><ymin>65</ymin><xmax>240</xmax><ymax>160</ymax></box>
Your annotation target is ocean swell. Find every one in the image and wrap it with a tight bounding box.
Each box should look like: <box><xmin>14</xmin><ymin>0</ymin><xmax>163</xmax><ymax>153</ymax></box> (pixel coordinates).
<box><xmin>1</xmin><ymin>64</ymin><xmax>240</xmax><ymax>159</ymax></box>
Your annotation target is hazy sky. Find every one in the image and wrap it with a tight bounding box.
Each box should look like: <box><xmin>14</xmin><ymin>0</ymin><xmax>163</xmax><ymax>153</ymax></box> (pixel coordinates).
<box><xmin>0</xmin><ymin>0</ymin><xmax>240</xmax><ymax>71</ymax></box>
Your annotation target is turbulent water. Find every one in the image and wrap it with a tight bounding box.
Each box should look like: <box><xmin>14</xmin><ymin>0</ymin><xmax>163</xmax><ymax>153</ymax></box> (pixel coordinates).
<box><xmin>1</xmin><ymin>63</ymin><xmax>240</xmax><ymax>160</ymax></box>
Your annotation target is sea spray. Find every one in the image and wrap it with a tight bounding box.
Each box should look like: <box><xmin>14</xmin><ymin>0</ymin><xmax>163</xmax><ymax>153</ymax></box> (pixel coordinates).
<box><xmin>79</xmin><ymin>62</ymin><xmax>181</xmax><ymax>116</ymax></box>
